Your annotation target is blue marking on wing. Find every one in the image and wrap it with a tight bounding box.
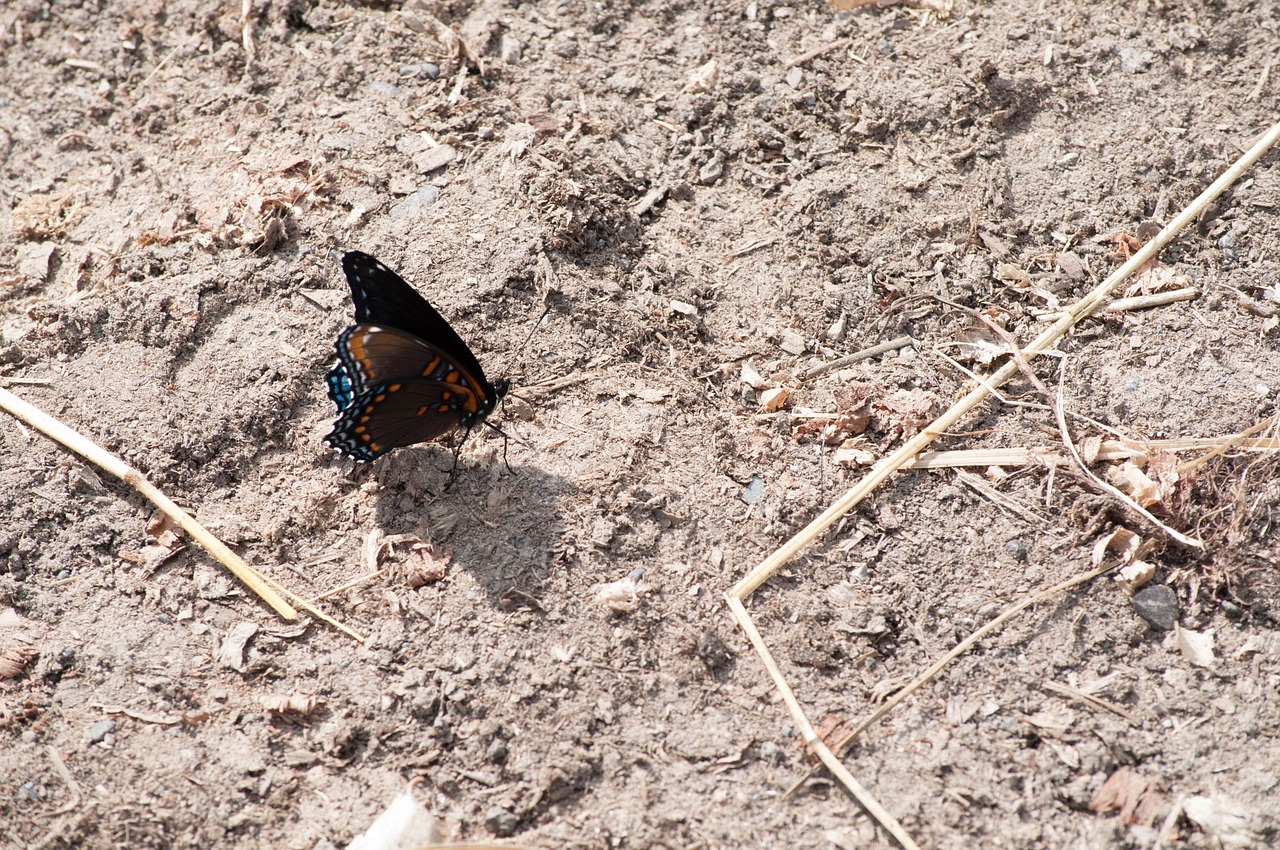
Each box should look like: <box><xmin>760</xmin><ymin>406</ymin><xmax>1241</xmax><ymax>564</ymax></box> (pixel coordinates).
<box><xmin>326</xmin><ymin>363</ymin><xmax>355</xmax><ymax>411</ymax></box>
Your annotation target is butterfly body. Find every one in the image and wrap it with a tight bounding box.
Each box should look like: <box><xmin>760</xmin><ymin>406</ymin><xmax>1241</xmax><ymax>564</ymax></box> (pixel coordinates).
<box><xmin>324</xmin><ymin>252</ymin><xmax>506</xmax><ymax>461</ymax></box>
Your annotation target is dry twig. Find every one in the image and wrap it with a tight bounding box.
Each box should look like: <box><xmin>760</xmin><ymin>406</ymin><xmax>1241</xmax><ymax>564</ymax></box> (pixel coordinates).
<box><xmin>786</xmin><ymin>38</ymin><xmax>853</xmax><ymax>68</ymax></box>
<box><xmin>1104</xmin><ymin>286</ymin><xmax>1199</xmax><ymax>312</ymax></box>
<box><xmin>801</xmin><ymin>335</ymin><xmax>915</xmax><ymax>381</ymax></box>
<box><xmin>1041</xmin><ymin>680</ymin><xmax>1140</xmax><ymax>724</ymax></box>
<box><xmin>726</xmin><ymin>595</ymin><xmax>921</xmax><ymax>850</ymax></box>
<box><xmin>0</xmin><ymin>387</ymin><xmax>366</xmax><ymax>642</ymax></box>
<box><xmin>1177</xmin><ymin>411</ymin><xmax>1280</xmax><ymax>476</ymax></box>
<box><xmin>46</xmin><ymin>745</ymin><xmax>82</xmax><ymax>816</ymax></box>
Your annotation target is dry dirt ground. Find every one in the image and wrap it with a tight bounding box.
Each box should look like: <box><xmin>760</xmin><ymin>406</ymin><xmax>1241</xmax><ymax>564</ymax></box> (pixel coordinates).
<box><xmin>2</xmin><ymin>0</ymin><xmax>1280</xmax><ymax>848</ymax></box>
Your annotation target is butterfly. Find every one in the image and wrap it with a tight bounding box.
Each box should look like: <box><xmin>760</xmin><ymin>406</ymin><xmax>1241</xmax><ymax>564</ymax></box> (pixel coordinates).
<box><xmin>324</xmin><ymin>251</ymin><xmax>508</xmax><ymax>462</ymax></box>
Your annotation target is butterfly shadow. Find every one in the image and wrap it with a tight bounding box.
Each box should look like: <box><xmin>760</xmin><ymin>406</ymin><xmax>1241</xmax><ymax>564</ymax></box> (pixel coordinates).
<box><xmin>361</xmin><ymin>442</ymin><xmax>575</xmax><ymax>608</ymax></box>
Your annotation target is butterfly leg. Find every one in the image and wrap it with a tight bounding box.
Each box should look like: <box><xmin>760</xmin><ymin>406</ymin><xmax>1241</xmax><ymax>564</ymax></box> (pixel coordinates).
<box><xmin>483</xmin><ymin>421</ymin><xmax>514</xmax><ymax>474</ymax></box>
<box><xmin>441</xmin><ymin>436</ymin><xmax>467</xmax><ymax>491</ymax></box>
<box><xmin>439</xmin><ymin>425</ymin><xmax>513</xmax><ymax>488</ymax></box>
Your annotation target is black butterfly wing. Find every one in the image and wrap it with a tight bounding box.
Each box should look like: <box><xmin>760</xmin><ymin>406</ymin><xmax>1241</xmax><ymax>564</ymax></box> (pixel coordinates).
<box><xmin>325</xmin><ymin>323</ymin><xmax>492</xmax><ymax>411</ymax></box>
<box><xmin>326</xmin><ymin>252</ymin><xmax>507</xmax><ymax>461</ymax></box>
<box><xmin>341</xmin><ymin>251</ymin><xmax>490</xmax><ymax>386</ymax></box>
<box><xmin>325</xmin><ymin>379</ymin><xmax>484</xmax><ymax>461</ymax></box>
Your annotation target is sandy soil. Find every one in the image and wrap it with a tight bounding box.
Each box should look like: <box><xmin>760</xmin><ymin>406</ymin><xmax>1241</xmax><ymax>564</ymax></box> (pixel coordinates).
<box><xmin>2</xmin><ymin>0</ymin><xmax>1279</xmax><ymax>847</ymax></box>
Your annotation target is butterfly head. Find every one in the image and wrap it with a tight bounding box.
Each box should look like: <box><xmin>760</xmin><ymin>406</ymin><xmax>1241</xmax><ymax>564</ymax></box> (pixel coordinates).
<box><xmin>459</xmin><ymin>377</ymin><xmax>508</xmax><ymax>429</ymax></box>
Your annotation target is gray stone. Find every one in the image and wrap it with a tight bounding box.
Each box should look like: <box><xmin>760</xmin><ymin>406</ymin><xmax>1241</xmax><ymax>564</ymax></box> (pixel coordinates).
<box><xmin>1131</xmin><ymin>585</ymin><xmax>1178</xmax><ymax>631</ymax></box>
<box><xmin>485</xmin><ymin>806</ymin><xmax>519</xmax><ymax>837</ymax></box>
<box><xmin>740</xmin><ymin>475</ymin><xmax>765</xmax><ymax>504</ymax></box>
<box><xmin>758</xmin><ymin>740</ymin><xmax>785</xmax><ymax>765</ymax></box>
<box><xmin>1119</xmin><ymin>47</ymin><xmax>1155</xmax><ymax>74</ymax></box>
<box><xmin>399</xmin><ymin>63</ymin><xmax>438</xmax><ymax>79</ymax></box>
<box><xmin>88</xmin><ymin>719</ymin><xmax>116</xmax><ymax>744</ymax></box>
<box><xmin>779</xmin><ymin>329</ymin><xmax>807</xmax><ymax>355</ymax></box>
<box><xmin>1005</xmin><ymin>539</ymin><xmax>1028</xmax><ymax>561</ymax></box>
<box><xmin>499</xmin><ymin>34</ymin><xmax>522</xmax><ymax>64</ymax></box>
<box><xmin>17</xmin><ymin>241</ymin><xmax>55</xmax><ymax>281</ymax></box>
<box><xmin>697</xmin><ymin>155</ymin><xmax>724</xmax><ymax>184</ymax></box>
<box><xmin>390</xmin><ymin>186</ymin><xmax>442</xmax><ymax>219</ymax></box>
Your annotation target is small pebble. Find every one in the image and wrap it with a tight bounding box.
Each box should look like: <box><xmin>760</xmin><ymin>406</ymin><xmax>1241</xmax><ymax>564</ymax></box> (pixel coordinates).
<box><xmin>778</xmin><ymin>329</ymin><xmax>807</xmax><ymax>355</ymax></box>
<box><xmin>16</xmin><ymin>241</ymin><xmax>55</xmax><ymax>281</ymax></box>
<box><xmin>758</xmin><ymin>740</ymin><xmax>785</xmax><ymax>765</ymax></box>
<box><xmin>697</xmin><ymin>156</ymin><xmax>724</xmax><ymax>184</ymax></box>
<box><xmin>499</xmin><ymin>34</ymin><xmax>522</xmax><ymax>64</ymax></box>
<box><xmin>1118</xmin><ymin>47</ymin><xmax>1155</xmax><ymax>74</ymax></box>
<box><xmin>487</xmin><ymin>738</ymin><xmax>509</xmax><ymax>764</ymax></box>
<box><xmin>88</xmin><ymin>719</ymin><xmax>116</xmax><ymax>744</ymax></box>
<box><xmin>1131</xmin><ymin>584</ymin><xmax>1178</xmax><ymax>631</ymax></box>
<box><xmin>741</xmin><ymin>475</ymin><xmax>765</xmax><ymax>505</ymax></box>
<box><xmin>399</xmin><ymin>64</ymin><xmax>440</xmax><ymax>80</ymax></box>
<box><xmin>551</xmin><ymin>38</ymin><xmax>578</xmax><ymax>59</ymax></box>
<box><xmin>413</xmin><ymin>144</ymin><xmax>457</xmax><ymax>174</ymax></box>
<box><xmin>1004</xmin><ymin>539</ymin><xmax>1028</xmax><ymax>562</ymax></box>
<box><xmin>485</xmin><ymin>806</ymin><xmax>519</xmax><ymax>837</ymax></box>
<box><xmin>1218</xmin><ymin>229</ymin><xmax>1240</xmax><ymax>262</ymax></box>
<box><xmin>368</xmin><ymin>81</ymin><xmax>401</xmax><ymax>96</ymax></box>
<box><xmin>390</xmin><ymin>186</ymin><xmax>442</xmax><ymax>219</ymax></box>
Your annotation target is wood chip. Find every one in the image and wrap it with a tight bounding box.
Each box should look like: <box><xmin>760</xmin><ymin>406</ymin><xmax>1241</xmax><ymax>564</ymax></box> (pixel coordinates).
<box><xmin>412</xmin><ymin>144</ymin><xmax>457</xmax><ymax>173</ymax></box>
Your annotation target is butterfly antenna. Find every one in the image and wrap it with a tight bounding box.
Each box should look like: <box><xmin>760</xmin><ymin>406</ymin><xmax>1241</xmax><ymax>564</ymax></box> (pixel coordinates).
<box><xmin>519</xmin><ymin>302</ymin><xmax>552</xmax><ymax>352</ymax></box>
